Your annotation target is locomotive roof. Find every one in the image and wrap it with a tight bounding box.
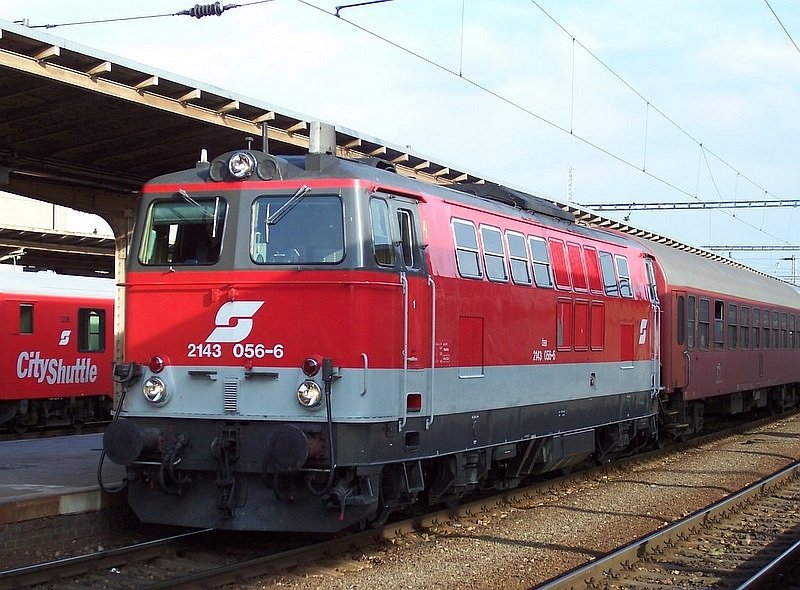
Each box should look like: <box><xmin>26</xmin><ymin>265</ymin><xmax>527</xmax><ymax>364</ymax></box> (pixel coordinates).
<box><xmin>0</xmin><ymin>271</ymin><xmax>115</xmax><ymax>299</ymax></box>
<box><xmin>634</xmin><ymin>238</ymin><xmax>800</xmax><ymax>307</ymax></box>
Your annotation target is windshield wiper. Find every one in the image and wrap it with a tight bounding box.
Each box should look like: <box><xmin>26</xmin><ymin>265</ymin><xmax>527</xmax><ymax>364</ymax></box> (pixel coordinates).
<box><xmin>263</xmin><ymin>185</ymin><xmax>310</xmax><ymax>244</ymax></box>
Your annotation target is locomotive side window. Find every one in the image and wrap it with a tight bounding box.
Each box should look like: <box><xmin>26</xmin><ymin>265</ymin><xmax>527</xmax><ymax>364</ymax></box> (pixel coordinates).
<box><xmin>251</xmin><ymin>194</ymin><xmax>344</xmax><ymax>265</ymax></box>
<box><xmin>698</xmin><ymin>298</ymin><xmax>710</xmax><ymax>350</ymax></box>
<box><xmin>714</xmin><ymin>300</ymin><xmax>724</xmax><ymax>350</ymax></box>
<box><xmin>615</xmin><ymin>255</ymin><xmax>633</xmax><ymax>298</ymax></box>
<box><xmin>370</xmin><ymin>198</ymin><xmax>395</xmax><ymax>267</ymax></box>
<box><xmin>139</xmin><ymin>197</ymin><xmax>226</xmax><ymax>265</ymax></box>
<box><xmin>728</xmin><ymin>302</ymin><xmax>737</xmax><ymax>350</ymax></box>
<box><xmin>548</xmin><ymin>238</ymin><xmax>571</xmax><ymax>290</ymax></box>
<box><xmin>506</xmin><ymin>231</ymin><xmax>531</xmax><ymax>285</ymax></box>
<box><xmin>480</xmin><ymin>225</ymin><xmax>508</xmax><ymax>282</ymax></box>
<box><xmin>687</xmin><ymin>295</ymin><xmax>696</xmax><ymax>350</ymax></box>
<box><xmin>19</xmin><ymin>304</ymin><xmax>33</xmax><ymax>334</ymax></box>
<box><xmin>752</xmin><ymin>308</ymin><xmax>761</xmax><ymax>349</ymax></box>
<box><xmin>599</xmin><ymin>251</ymin><xmax>619</xmax><ymax>297</ymax></box>
<box><xmin>528</xmin><ymin>236</ymin><xmax>553</xmax><ymax>288</ymax></box>
<box><xmin>396</xmin><ymin>209</ymin><xmax>418</xmax><ymax>269</ymax></box>
<box><xmin>740</xmin><ymin>306</ymin><xmax>750</xmax><ymax>349</ymax></box>
<box><xmin>567</xmin><ymin>243</ymin><xmax>588</xmax><ymax>292</ymax></box>
<box><xmin>452</xmin><ymin>219</ymin><xmax>482</xmax><ymax>279</ymax></box>
<box><xmin>78</xmin><ymin>308</ymin><xmax>105</xmax><ymax>352</ymax></box>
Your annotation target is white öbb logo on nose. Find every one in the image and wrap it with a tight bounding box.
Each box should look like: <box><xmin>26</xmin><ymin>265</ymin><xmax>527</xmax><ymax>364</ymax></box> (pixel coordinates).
<box><xmin>206</xmin><ymin>301</ymin><xmax>264</xmax><ymax>343</ymax></box>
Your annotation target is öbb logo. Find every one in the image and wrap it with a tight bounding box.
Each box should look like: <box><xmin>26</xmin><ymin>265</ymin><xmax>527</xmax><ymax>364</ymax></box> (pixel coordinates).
<box><xmin>206</xmin><ymin>301</ymin><xmax>265</xmax><ymax>343</ymax></box>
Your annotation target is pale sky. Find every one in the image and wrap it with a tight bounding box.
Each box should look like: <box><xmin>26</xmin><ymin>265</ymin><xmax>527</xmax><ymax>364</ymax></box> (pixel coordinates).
<box><xmin>3</xmin><ymin>1</ymin><xmax>799</xmax><ymax>279</ymax></box>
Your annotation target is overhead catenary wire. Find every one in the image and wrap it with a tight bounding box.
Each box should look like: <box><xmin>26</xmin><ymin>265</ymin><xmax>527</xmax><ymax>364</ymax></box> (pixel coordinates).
<box><xmin>23</xmin><ymin>1</ymin><xmax>276</xmax><ymax>29</ymax></box>
<box><xmin>296</xmin><ymin>0</ymin><xmax>794</xmax><ymax>247</ymax></box>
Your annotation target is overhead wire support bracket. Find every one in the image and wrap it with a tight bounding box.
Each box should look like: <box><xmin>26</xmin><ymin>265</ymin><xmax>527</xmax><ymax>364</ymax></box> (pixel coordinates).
<box><xmin>335</xmin><ymin>0</ymin><xmax>395</xmax><ymax>17</ymax></box>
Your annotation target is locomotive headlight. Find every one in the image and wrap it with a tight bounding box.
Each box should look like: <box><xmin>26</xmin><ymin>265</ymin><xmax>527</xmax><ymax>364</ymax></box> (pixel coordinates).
<box><xmin>142</xmin><ymin>377</ymin><xmax>168</xmax><ymax>405</ymax></box>
<box><xmin>228</xmin><ymin>151</ymin><xmax>256</xmax><ymax>179</ymax></box>
<box><xmin>297</xmin><ymin>380</ymin><xmax>322</xmax><ymax>408</ymax></box>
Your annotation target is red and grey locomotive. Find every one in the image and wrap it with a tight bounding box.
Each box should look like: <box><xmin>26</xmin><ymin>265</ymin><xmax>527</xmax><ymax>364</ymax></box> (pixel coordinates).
<box><xmin>102</xmin><ymin>134</ymin><xmax>800</xmax><ymax>532</ymax></box>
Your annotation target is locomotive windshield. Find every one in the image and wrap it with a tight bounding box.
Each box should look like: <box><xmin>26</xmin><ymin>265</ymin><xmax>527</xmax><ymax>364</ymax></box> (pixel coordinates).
<box><xmin>250</xmin><ymin>194</ymin><xmax>344</xmax><ymax>265</ymax></box>
<box><xmin>139</xmin><ymin>196</ymin><xmax>226</xmax><ymax>266</ymax></box>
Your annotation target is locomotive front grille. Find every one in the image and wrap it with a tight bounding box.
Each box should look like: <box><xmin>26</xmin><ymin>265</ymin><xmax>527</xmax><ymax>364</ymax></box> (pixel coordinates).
<box><xmin>223</xmin><ymin>377</ymin><xmax>238</xmax><ymax>414</ymax></box>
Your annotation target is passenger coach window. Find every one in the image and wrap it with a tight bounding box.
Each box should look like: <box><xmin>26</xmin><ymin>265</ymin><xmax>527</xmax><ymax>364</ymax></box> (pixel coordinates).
<box><xmin>731</xmin><ymin>302</ymin><xmax>742</xmax><ymax>348</ymax></box>
<box><xmin>139</xmin><ymin>197</ymin><xmax>226</xmax><ymax>265</ymax></box>
<box><xmin>753</xmin><ymin>308</ymin><xmax>761</xmax><ymax>349</ymax></box>
<box><xmin>677</xmin><ymin>296</ymin><xmax>686</xmax><ymax>345</ymax></box>
<box><xmin>481</xmin><ymin>225</ymin><xmax>508</xmax><ymax>282</ymax></box>
<box><xmin>687</xmin><ymin>295</ymin><xmax>696</xmax><ymax>350</ymax></box>
<box><xmin>781</xmin><ymin>312</ymin><xmax>788</xmax><ymax>348</ymax></box>
<box><xmin>251</xmin><ymin>194</ymin><xmax>343</xmax><ymax>265</ymax></box>
<box><xmin>740</xmin><ymin>306</ymin><xmax>750</xmax><ymax>349</ymax></box>
<box><xmin>698</xmin><ymin>298</ymin><xmax>710</xmax><ymax>349</ymax></box>
<box><xmin>506</xmin><ymin>231</ymin><xmax>531</xmax><ymax>285</ymax></box>
<box><xmin>790</xmin><ymin>315</ymin><xmax>796</xmax><ymax>349</ymax></box>
<box><xmin>370</xmin><ymin>198</ymin><xmax>395</xmax><ymax>266</ymax></box>
<box><xmin>714</xmin><ymin>300</ymin><xmax>724</xmax><ymax>350</ymax></box>
<box><xmin>763</xmin><ymin>308</ymin><xmax>771</xmax><ymax>349</ymax></box>
<box><xmin>529</xmin><ymin>236</ymin><xmax>553</xmax><ymax>288</ymax></box>
<box><xmin>453</xmin><ymin>219</ymin><xmax>482</xmax><ymax>279</ymax></box>
<box><xmin>19</xmin><ymin>304</ymin><xmax>33</xmax><ymax>334</ymax></box>
<box><xmin>78</xmin><ymin>309</ymin><xmax>105</xmax><ymax>352</ymax></box>
<box><xmin>774</xmin><ymin>312</ymin><xmax>781</xmax><ymax>348</ymax></box>
<box><xmin>599</xmin><ymin>252</ymin><xmax>618</xmax><ymax>297</ymax></box>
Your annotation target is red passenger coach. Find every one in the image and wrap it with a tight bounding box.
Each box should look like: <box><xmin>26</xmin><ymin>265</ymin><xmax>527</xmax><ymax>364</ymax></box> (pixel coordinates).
<box><xmin>102</xmin><ymin>138</ymin><xmax>800</xmax><ymax>533</ymax></box>
<box><xmin>0</xmin><ymin>272</ymin><xmax>115</xmax><ymax>431</ymax></box>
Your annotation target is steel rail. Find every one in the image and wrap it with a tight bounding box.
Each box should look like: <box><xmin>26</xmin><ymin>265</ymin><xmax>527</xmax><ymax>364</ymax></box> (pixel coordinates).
<box><xmin>536</xmin><ymin>460</ymin><xmax>800</xmax><ymax>590</ymax></box>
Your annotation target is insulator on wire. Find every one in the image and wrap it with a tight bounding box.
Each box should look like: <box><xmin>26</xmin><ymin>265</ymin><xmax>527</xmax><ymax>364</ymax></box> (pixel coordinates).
<box><xmin>177</xmin><ymin>2</ymin><xmax>235</xmax><ymax>19</ymax></box>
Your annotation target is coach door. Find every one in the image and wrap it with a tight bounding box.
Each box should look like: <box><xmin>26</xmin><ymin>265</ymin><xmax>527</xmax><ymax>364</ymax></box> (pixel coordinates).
<box><xmin>386</xmin><ymin>195</ymin><xmax>433</xmax><ymax>431</ymax></box>
<box><xmin>644</xmin><ymin>257</ymin><xmax>661</xmax><ymax>397</ymax></box>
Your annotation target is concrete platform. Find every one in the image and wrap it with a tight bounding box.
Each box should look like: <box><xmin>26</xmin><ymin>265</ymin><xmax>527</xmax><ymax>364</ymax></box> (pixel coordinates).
<box><xmin>0</xmin><ymin>433</ymin><xmax>125</xmax><ymax>524</ymax></box>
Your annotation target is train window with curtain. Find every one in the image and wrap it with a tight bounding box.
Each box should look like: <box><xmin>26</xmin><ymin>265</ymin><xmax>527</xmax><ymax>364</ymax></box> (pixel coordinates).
<box><xmin>528</xmin><ymin>236</ymin><xmax>553</xmax><ymax>288</ymax></box>
<box><xmin>370</xmin><ymin>198</ymin><xmax>395</xmax><ymax>267</ymax></box>
<box><xmin>698</xmin><ymin>298</ymin><xmax>710</xmax><ymax>350</ymax></box>
<box><xmin>480</xmin><ymin>225</ymin><xmax>508</xmax><ymax>282</ymax></box>
<box><xmin>548</xmin><ymin>238</ymin><xmax>571</xmax><ymax>290</ymax></box>
<box><xmin>505</xmin><ymin>231</ymin><xmax>531</xmax><ymax>285</ymax></box>
<box><xmin>687</xmin><ymin>295</ymin><xmax>696</xmax><ymax>350</ymax></box>
<box><xmin>19</xmin><ymin>304</ymin><xmax>33</xmax><ymax>334</ymax></box>
<box><xmin>452</xmin><ymin>219</ymin><xmax>482</xmax><ymax>279</ymax></box>
<box><xmin>740</xmin><ymin>305</ymin><xmax>750</xmax><ymax>349</ymax></box>
<box><xmin>567</xmin><ymin>243</ymin><xmax>588</xmax><ymax>292</ymax></box>
<box><xmin>78</xmin><ymin>308</ymin><xmax>106</xmax><ymax>352</ymax></box>
<box><xmin>599</xmin><ymin>251</ymin><xmax>619</xmax><ymax>297</ymax></box>
<box><xmin>714</xmin><ymin>300</ymin><xmax>724</xmax><ymax>350</ymax></box>
<box><xmin>615</xmin><ymin>255</ymin><xmax>633</xmax><ymax>298</ymax></box>
<box><xmin>752</xmin><ymin>308</ymin><xmax>761</xmax><ymax>349</ymax></box>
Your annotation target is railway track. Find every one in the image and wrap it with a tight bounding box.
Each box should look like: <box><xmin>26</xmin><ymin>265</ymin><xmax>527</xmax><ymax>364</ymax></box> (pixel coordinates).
<box><xmin>0</xmin><ymin>411</ymin><xmax>796</xmax><ymax>589</ymax></box>
<box><xmin>538</xmin><ymin>460</ymin><xmax>800</xmax><ymax>589</ymax></box>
